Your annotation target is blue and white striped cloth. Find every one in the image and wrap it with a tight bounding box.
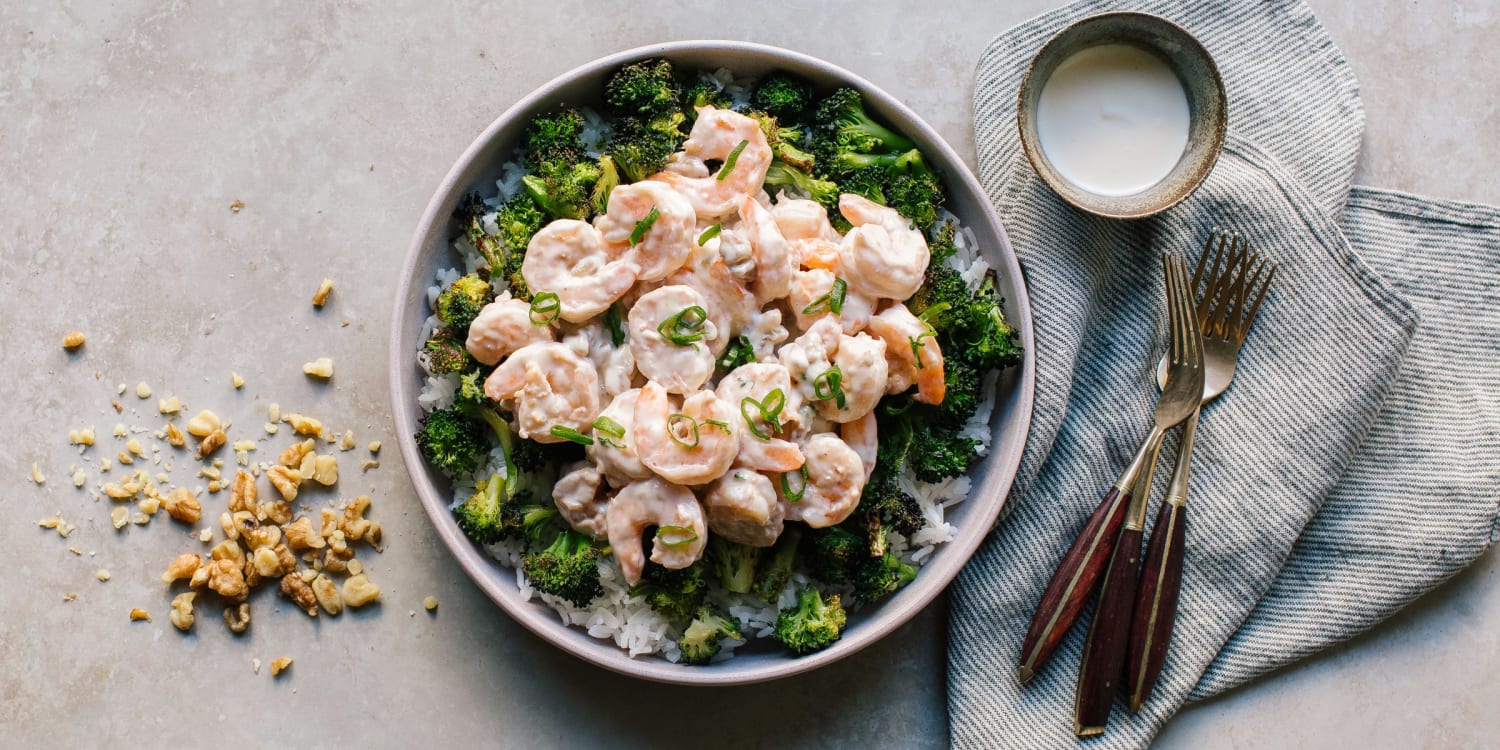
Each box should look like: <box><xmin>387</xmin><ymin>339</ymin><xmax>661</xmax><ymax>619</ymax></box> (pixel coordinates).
<box><xmin>949</xmin><ymin>2</ymin><xmax>1500</xmax><ymax>747</ymax></box>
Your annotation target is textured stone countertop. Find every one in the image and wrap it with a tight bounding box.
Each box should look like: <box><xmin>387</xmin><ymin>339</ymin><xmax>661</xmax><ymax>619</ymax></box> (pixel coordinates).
<box><xmin>3</xmin><ymin>2</ymin><xmax>1495</xmax><ymax>747</ymax></box>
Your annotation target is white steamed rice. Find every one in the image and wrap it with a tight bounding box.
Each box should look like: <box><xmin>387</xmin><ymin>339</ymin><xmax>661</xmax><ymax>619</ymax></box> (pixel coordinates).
<box><xmin>416</xmin><ymin>78</ymin><xmax>1004</xmax><ymax>662</ymax></box>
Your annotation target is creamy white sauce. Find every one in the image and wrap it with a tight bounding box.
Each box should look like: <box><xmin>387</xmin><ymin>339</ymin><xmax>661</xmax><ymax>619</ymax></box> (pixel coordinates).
<box><xmin>1035</xmin><ymin>44</ymin><xmax>1190</xmax><ymax>197</ymax></box>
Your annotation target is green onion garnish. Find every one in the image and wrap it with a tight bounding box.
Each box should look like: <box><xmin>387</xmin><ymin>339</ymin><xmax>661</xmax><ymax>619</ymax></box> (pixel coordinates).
<box><xmin>697</xmin><ymin>223</ymin><xmax>722</xmax><ymax>246</ymax></box>
<box><xmin>801</xmin><ymin>277</ymin><xmax>848</xmax><ymax>316</ymax></box>
<box><xmin>592</xmin><ymin>416</ymin><xmax>625</xmax><ymax>438</ymax></box>
<box><xmin>910</xmin><ymin>331</ymin><xmax>936</xmax><ymax>369</ymax></box>
<box><xmin>813</xmin><ymin>366</ymin><xmax>846</xmax><ymax>409</ymax></box>
<box><xmin>628</xmin><ymin>206</ymin><xmax>661</xmax><ymax>247</ymax></box>
<box><xmin>605</xmin><ymin>302</ymin><xmax>626</xmax><ymax>347</ymax></box>
<box><xmin>657</xmin><ymin>525</ymin><xmax>700</xmax><ymax>548</ymax></box>
<box><xmin>666</xmin><ymin>413</ymin><xmax>700</xmax><ymax>448</ymax></box>
<box><xmin>738</xmin><ymin>388</ymin><xmax>786</xmax><ymax>441</ymax></box>
<box><xmin>549</xmin><ymin>425</ymin><xmax>593</xmax><ymax>445</ymax></box>
<box><xmin>916</xmin><ymin>302</ymin><xmax>950</xmax><ymax>325</ymax></box>
<box><xmin>780</xmin><ymin>465</ymin><xmax>809</xmax><ymax>502</ymax></box>
<box><xmin>716</xmin><ymin>335</ymin><xmax>754</xmax><ymax>372</ymax></box>
<box><xmin>716</xmin><ymin>140</ymin><xmax>749</xmax><ymax>181</ymax></box>
<box><xmin>703</xmin><ymin>419</ymin><xmax>731</xmax><ymax>432</ymax></box>
<box><xmin>657</xmin><ymin>305</ymin><xmax>709</xmax><ymax>346</ymax></box>
<box><xmin>528</xmin><ymin>291</ymin><xmax>561</xmax><ymax>326</ymax></box>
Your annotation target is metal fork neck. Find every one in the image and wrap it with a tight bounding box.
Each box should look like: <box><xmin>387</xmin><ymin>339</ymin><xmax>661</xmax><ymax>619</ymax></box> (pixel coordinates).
<box><xmin>1113</xmin><ymin>426</ymin><xmax>1167</xmax><ymax>531</ymax></box>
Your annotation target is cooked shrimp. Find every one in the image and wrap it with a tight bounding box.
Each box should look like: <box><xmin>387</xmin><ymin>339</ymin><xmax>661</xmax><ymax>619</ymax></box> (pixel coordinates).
<box><xmin>552</xmin><ymin>462</ymin><xmax>609</xmax><ymax>539</ymax></box>
<box><xmin>788</xmin><ymin>267</ymin><xmax>875</xmax><ymax>335</ymax></box>
<box><xmin>866</xmin><ymin>302</ymin><xmax>946</xmax><ymax>405</ymax></box>
<box><xmin>780</xmin><ymin>433</ymin><xmax>866</xmax><ymax>528</ymax></box>
<box><xmin>561</xmin><ymin>320</ymin><xmax>637</xmax><ymax>399</ymax></box>
<box><xmin>729</xmin><ymin>196</ymin><xmax>794</xmax><ymax>304</ymax></box>
<box><xmin>648</xmin><ymin>107</ymin><xmax>772</xmax><ymax>220</ymax></box>
<box><xmin>815</xmin><ymin>331</ymin><xmax>889</xmax><ymax>423</ymax></box>
<box><xmin>594</xmin><ymin>181</ymin><xmax>696</xmax><ymax>282</ymax></box>
<box><xmin>666</xmin><ymin>243</ymin><xmax>756</xmax><ymax>357</ymax></box>
<box><xmin>715</xmin><ymin>362</ymin><xmax>805</xmax><ymax>473</ymax></box>
<box><xmin>744</xmin><ymin>308</ymin><xmax>790</xmax><ymax>362</ymax></box>
<box><xmin>586</xmin><ymin>388</ymin><xmax>653</xmax><ymax>488</ymax></box>
<box><xmin>483</xmin><ymin>342</ymin><xmax>600</xmax><ymax>443</ymax></box>
<box><xmin>771</xmin><ymin>198</ymin><xmax>838</xmax><ymax>242</ymax></box>
<box><xmin>521</xmin><ymin>220</ymin><xmax>640</xmax><ymax>323</ymax></box>
<box><xmin>607</xmin><ymin>477</ymin><xmax>707</xmax><ymax>586</ymax></box>
<box><xmin>837</xmin><ymin>194</ymin><xmax>930</xmax><ymax>301</ymax></box>
<box><xmin>464</xmin><ymin>294</ymin><xmax>554</xmax><ymax>366</ymax></box>
<box><xmin>704</xmin><ymin>469</ymin><xmax>784</xmax><ymax>547</ymax></box>
<box><xmin>778</xmin><ymin>316</ymin><xmax>842</xmax><ymax>407</ymax></box>
<box><xmin>631</xmin><ymin>382</ymin><xmax>739</xmax><ymax>485</ymax></box>
<box><xmin>793</xmin><ymin>238</ymin><xmax>841</xmax><ymax>271</ymax></box>
<box><xmin>841</xmin><ymin>411</ymin><xmax>878</xmax><ymax>482</ymax></box>
<box><xmin>628</xmin><ymin>285</ymin><xmax>719</xmax><ymax>393</ymax></box>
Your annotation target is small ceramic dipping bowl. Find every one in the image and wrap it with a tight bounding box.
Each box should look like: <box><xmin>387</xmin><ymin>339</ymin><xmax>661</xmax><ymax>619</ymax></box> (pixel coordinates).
<box><xmin>1017</xmin><ymin>11</ymin><xmax>1227</xmax><ymax>219</ymax></box>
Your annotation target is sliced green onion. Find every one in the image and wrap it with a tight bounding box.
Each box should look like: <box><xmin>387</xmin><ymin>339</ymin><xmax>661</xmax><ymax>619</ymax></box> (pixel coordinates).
<box><xmin>910</xmin><ymin>331</ymin><xmax>937</xmax><ymax>369</ymax></box>
<box><xmin>703</xmin><ymin>419</ymin><xmax>731</xmax><ymax>432</ymax></box>
<box><xmin>657</xmin><ymin>305</ymin><xmax>709</xmax><ymax>346</ymax></box>
<box><xmin>528</xmin><ymin>291</ymin><xmax>560</xmax><ymax>326</ymax></box>
<box><xmin>780</xmin><ymin>465</ymin><xmax>809</xmax><ymax>503</ymax></box>
<box><xmin>666</xmin><ymin>413</ymin><xmax>700</xmax><ymax>448</ymax></box>
<box><xmin>592</xmin><ymin>416</ymin><xmax>625</xmax><ymax>439</ymax></box>
<box><xmin>656</xmin><ymin>525</ymin><xmax>700</xmax><ymax>548</ymax></box>
<box><xmin>549</xmin><ymin>425</ymin><xmax>593</xmax><ymax>446</ymax></box>
<box><xmin>628</xmin><ymin>205</ymin><xmax>661</xmax><ymax>247</ymax></box>
<box><xmin>813</xmin><ymin>366</ymin><xmax>846</xmax><ymax>409</ymax></box>
<box><xmin>716</xmin><ymin>140</ymin><xmax>749</xmax><ymax>181</ymax></box>
<box><xmin>598</xmin><ymin>436</ymin><xmax>624</xmax><ymax>449</ymax></box>
<box><xmin>916</xmin><ymin>302</ymin><xmax>950</xmax><ymax>325</ymax></box>
<box><xmin>716</xmin><ymin>335</ymin><xmax>754</xmax><ymax>372</ymax></box>
<box><xmin>739</xmin><ymin>388</ymin><xmax>786</xmax><ymax>441</ymax></box>
<box><xmin>801</xmin><ymin>278</ymin><xmax>847</xmax><ymax>316</ymax></box>
<box><xmin>605</xmin><ymin>302</ymin><xmax>626</xmax><ymax>346</ymax></box>
<box><xmin>697</xmin><ymin>223</ymin><xmax>722</xmax><ymax>246</ymax></box>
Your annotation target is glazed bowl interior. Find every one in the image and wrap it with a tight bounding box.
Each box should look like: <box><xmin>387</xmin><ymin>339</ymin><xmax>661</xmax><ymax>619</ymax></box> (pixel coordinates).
<box><xmin>1017</xmin><ymin>12</ymin><xmax>1227</xmax><ymax>219</ymax></box>
<box><xmin>390</xmin><ymin>40</ymin><xmax>1035</xmax><ymax>685</ymax></box>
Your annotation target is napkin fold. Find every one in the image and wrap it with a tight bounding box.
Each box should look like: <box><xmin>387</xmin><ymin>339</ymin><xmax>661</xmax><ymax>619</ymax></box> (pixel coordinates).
<box><xmin>948</xmin><ymin>2</ymin><xmax>1500</xmax><ymax>747</ymax></box>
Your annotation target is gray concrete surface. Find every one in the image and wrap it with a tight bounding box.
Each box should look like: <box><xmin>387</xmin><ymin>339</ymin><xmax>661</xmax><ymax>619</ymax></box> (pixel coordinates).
<box><xmin>2</xmin><ymin>1</ymin><xmax>1495</xmax><ymax>747</ymax></box>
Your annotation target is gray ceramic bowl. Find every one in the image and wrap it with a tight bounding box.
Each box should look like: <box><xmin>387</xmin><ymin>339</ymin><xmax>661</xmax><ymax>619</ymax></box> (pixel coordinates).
<box><xmin>1017</xmin><ymin>12</ymin><xmax>1227</xmax><ymax>219</ymax></box>
<box><xmin>389</xmin><ymin>40</ymin><xmax>1035</xmax><ymax>685</ymax></box>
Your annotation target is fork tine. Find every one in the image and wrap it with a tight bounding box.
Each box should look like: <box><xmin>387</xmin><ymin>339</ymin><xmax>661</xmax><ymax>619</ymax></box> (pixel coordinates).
<box><xmin>1236</xmin><ymin>260</ymin><xmax>1277</xmax><ymax>342</ymax></box>
<box><xmin>1194</xmin><ymin>231</ymin><xmax>1228</xmax><ymax>324</ymax></box>
<box><xmin>1164</xmin><ymin>255</ymin><xmax>1197</xmax><ymax>367</ymax></box>
<box><xmin>1190</xmin><ymin>231</ymin><xmax>1216</xmax><ymax>316</ymax></box>
<box><xmin>1204</xmin><ymin>236</ymin><xmax>1251</xmax><ymax>339</ymax></box>
<box><xmin>1178</xmin><ymin>257</ymin><xmax>1204</xmax><ymax>367</ymax></box>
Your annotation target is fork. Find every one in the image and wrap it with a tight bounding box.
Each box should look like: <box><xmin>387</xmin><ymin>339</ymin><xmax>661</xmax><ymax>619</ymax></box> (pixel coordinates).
<box><xmin>1016</xmin><ymin>254</ymin><xmax>1205</xmax><ymax>688</ymax></box>
<box><xmin>1072</xmin><ymin>254</ymin><xmax>1205</xmax><ymax>736</ymax></box>
<box><xmin>1124</xmin><ymin>232</ymin><xmax>1276</xmax><ymax>711</ymax></box>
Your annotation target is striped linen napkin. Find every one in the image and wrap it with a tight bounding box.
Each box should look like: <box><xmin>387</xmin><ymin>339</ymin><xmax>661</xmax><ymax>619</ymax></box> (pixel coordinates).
<box><xmin>947</xmin><ymin>1</ymin><xmax>1500</xmax><ymax>747</ymax></box>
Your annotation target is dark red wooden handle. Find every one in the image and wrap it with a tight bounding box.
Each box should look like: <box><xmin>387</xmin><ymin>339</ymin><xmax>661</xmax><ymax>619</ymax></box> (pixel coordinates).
<box><xmin>1126</xmin><ymin>500</ymin><xmax>1187</xmax><ymax>712</ymax></box>
<box><xmin>1017</xmin><ymin>486</ymin><xmax>1131</xmax><ymax>684</ymax></box>
<box><xmin>1074</xmin><ymin>526</ymin><xmax>1144</xmax><ymax>737</ymax></box>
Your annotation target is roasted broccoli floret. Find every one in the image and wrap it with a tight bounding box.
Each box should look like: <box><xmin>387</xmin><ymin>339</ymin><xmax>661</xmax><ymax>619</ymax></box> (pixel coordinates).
<box><xmin>752</xmin><ymin>72</ymin><xmax>814</xmax><ymax>117</ymax></box>
<box><xmin>414</xmin><ymin>407</ymin><xmax>486</xmax><ymax>477</ymax></box>
<box><xmin>801</xmin><ymin>526</ymin><xmax>866</xmax><ymax>585</ymax></box>
<box><xmin>591</xmin><ymin>154</ymin><xmax>621</xmax><ymax>215</ymax></box>
<box><xmin>522</xmin><ymin>528</ymin><xmax>604</xmax><ymax>607</ymax></box>
<box><xmin>708</xmin><ymin>535</ymin><xmax>761</xmax><ymax>595</ymax></box>
<box><xmin>422</xmin><ymin>337</ymin><xmax>471</xmax><ymax>375</ymax></box>
<box><xmin>884</xmin><ymin>168</ymin><xmax>945</xmax><ymax>231</ymax></box>
<box><xmin>453</xmin><ymin>368</ymin><xmax>489</xmax><ymax>411</ymax></box>
<box><xmin>850</xmin><ymin>451</ymin><xmax>924</xmax><ymax>557</ymax></box>
<box><xmin>434</xmin><ymin>273</ymin><xmax>490</xmax><ymax>333</ymax></box>
<box><xmin>755</xmin><ymin>525</ymin><xmax>801</xmax><ymax>603</ymax></box>
<box><xmin>852</xmin><ymin>550</ymin><xmax>918</xmax><ymax>604</ymax></box>
<box><xmin>927</xmin><ymin>221</ymin><xmax>959</xmax><ymax>264</ymax></box>
<box><xmin>453</xmin><ymin>471</ymin><xmax>514</xmax><ymax>544</ymax></box>
<box><xmin>456</xmin><ymin>191</ymin><xmax>506</xmax><ymax>270</ymax></box>
<box><xmin>605</xmin><ymin>58</ymin><xmax>681</xmax><ymax>116</ymax></box>
<box><xmin>682</xmin><ymin>79</ymin><xmax>733</xmax><ymax>117</ymax></box>
<box><xmin>495</xmin><ymin>194</ymin><xmax>546</xmax><ymax>256</ymax></box>
<box><xmin>960</xmin><ymin>273</ymin><xmax>1024</xmax><ymax>373</ymax></box>
<box><xmin>632</xmin><ymin>560</ymin><xmax>707</xmax><ymax>621</ymax></box>
<box><xmin>678</xmin><ymin>607</ymin><xmax>742</xmax><ymax>665</ymax></box>
<box><xmin>774</xmin><ymin>588</ymin><xmax>847</xmax><ymax>655</ymax></box>
<box><xmin>522</xmin><ymin>158</ymin><xmax>601</xmax><ymax>220</ymax></box>
<box><xmin>523</xmin><ymin>106</ymin><xmax>586</xmax><ymax>167</ymax></box>
<box><xmin>608</xmin><ymin>115</ymin><xmax>680</xmax><ymax>183</ymax></box>
<box><xmin>837</xmin><ymin>165</ymin><xmax>889</xmax><ymax>205</ymax></box>
<box><xmin>908</xmin><ymin>430</ymin><xmax>980</xmax><ymax>483</ymax></box>
<box><xmin>764</xmin><ymin>159</ymin><xmax>839</xmax><ymax>211</ymax></box>
<box><xmin>813</xmin><ymin>87</ymin><xmax>914</xmax><ymax>158</ymax></box>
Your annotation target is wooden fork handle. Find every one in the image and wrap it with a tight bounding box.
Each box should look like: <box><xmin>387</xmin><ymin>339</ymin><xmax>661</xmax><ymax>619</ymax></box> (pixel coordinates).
<box><xmin>1126</xmin><ymin>499</ymin><xmax>1187</xmax><ymax>712</ymax></box>
<box><xmin>1074</xmin><ymin>526</ymin><xmax>1145</xmax><ymax>737</ymax></box>
<box><xmin>1017</xmin><ymin>485</ymin><xmax>1131</xmax><ymax>684</ymax></box>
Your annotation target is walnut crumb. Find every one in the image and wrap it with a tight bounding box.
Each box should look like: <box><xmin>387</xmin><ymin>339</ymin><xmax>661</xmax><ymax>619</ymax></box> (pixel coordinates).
<box><xmin>270</xmin><ymin>656</ymin><xmax>292</xmax><ymax>677</ymax></box>
<box><xmin>136</xmin><ymin>382</ymin><xmax>152</xmax><ymax>399</ymax></box>
<box><xmin>231</xmin><ymin>371</ymin><xmax>245</xmax><ymax>389</ymax></box>
<box><xmin>312</xmin><ymin>278</ymin><xmax>334</xmax><ymax>308</ymax></box>
<box><xmin>96</xmin><ymin>569</ymin><xmax>110</xmax><ymax>582</ymax></box>
<box><xmin>423</xmin><ymin>596</ymin><xmax>438</xmax><ymax>612</ymax></box>
<box><xmin>302</xmin><ymin>358</ymin><xmax>334</xmax><ymax>379</ymax></box>
<box><xmin>63</xmin><ymin>331</ymin><xmax>86</xmax><ymax>350</ymax></box>
<box><xmin>129</xmin><ymin>608</ymin><xmax>151</xmax><ymax>622</ymax></box>
<box><xmin>31</xmin><ymin>463</ymin><xmax>45</xmax><ymax>484</ymax></box>
<box><xmin>252</xmin><ymin>657</ymin><xmax>262</xmax><ymax>674</ymax></box>
<box><xmin>230</xmin><ymin>199</ymin><xmax>244</xmax><ymax>213</ymax></box>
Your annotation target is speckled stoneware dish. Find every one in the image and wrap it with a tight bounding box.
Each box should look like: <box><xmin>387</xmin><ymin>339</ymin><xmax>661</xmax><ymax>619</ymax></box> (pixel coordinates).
<box><xmin>1017</xmin><ymin>12</ymin><xmax>1227</xmax><ymax>219</ymax></box>
<box><xmin>390</xmin><ymin>40</ymin><xmax>1035</xmax><ymax>685</ymax></box>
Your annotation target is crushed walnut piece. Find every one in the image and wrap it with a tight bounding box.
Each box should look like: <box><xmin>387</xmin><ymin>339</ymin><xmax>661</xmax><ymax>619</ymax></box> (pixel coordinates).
<box><xmin>130</xmin><ymin>608</ymin><xmax>152</xmax><ymax>622</ymax></box>
<box><xmin>63</xmin><ymin>331</ymin><xmax>86</xmax><ymax>350</ymax></box>
<box><xmin>312</xmin><ymin>278</ymin><xmax>334</xmax><ymax>308</ymax></box>
<box><xmin>269</xmin><ymin>656</ymin><xmax>292</xmax><ymax>677</ymax></box>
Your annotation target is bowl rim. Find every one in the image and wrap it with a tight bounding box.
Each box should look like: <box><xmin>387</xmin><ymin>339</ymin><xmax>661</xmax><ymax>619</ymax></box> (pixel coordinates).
<box><xmin>389</xmin><ymin>39</ymin><xmax>1036</xmax><ymax>685</ymax></box>
<box><xmin>1015</xmin><ymin>10</ymin><xmax>1228</xmax><ymax>219</ymax></box>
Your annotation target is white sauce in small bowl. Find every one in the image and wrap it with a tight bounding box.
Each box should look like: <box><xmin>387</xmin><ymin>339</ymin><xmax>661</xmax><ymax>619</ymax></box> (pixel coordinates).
<box><xmin>1035</xmin><ymin>44</ymin><xmax>1190</xmax><ymax>197</ymax></box>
